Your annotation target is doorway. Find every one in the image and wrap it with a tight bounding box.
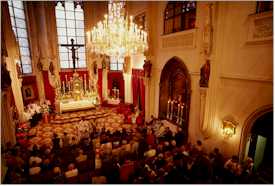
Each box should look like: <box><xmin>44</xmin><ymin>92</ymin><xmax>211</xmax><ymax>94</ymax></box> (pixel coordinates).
<box><xmin>246</xmin><ymin>111</ymin><xmax>273</xmax><ymax>170</ymax></box>
<box><xmin>159</xmin><ymin>57</ymin><xmax>191</xmax><ymax>137</ymax></box>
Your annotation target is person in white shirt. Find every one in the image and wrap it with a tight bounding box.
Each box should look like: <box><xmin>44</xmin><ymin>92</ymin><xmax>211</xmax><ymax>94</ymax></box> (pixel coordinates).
<box><xmin>29</xmin><ymin>156</ymin><xmax>42</xmax><ymax>166</ymax></box>
<box><xmin>65</xmin><ymin>163</ymin><xmax>78</xmax><ymax>178</ymax></box>
<box><xmin>29</xmin><ymin>162</ymin><xmax>41</xmax><ymax>175</ymax></box>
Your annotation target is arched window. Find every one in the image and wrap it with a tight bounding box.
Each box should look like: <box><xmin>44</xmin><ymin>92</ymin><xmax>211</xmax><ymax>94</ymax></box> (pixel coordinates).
<box><xmin>164</xmin><ymin>1</ymin><xmax>196</xmax><ymax>35</ymax></box>
<box><xmin>55</xmin><ymin>1</ymin><xmax>86</xmax><ymax>69</ymax></box>
<box><xmin>8</xmin><ymin>0</ymin><xmax>32</xmax><ymax>74</ymax></box>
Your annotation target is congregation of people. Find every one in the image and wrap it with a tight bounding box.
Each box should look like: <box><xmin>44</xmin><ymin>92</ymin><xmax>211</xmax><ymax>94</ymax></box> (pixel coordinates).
<box><xmin>2</xmin><ymin>116</ymin><xmax>256</xmax><ymax>184</ymax></box>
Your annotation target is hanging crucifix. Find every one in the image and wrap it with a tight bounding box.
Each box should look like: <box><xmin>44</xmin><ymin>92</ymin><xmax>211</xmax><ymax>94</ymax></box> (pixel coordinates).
<box><xmin>61</xmin><ymin>38</ymin><xmax>84</xmax><ymax>70</ymax></box>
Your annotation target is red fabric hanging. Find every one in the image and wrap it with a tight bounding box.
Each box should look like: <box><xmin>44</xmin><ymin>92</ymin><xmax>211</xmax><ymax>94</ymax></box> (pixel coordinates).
<box><xmin>132</xmin><ymin>69</ymin><xmax>145</xmax><ymax>112</ymax></box>
<box><xmin>42</xmin><ymin>71</ymin><xmax>55</xmax><ymax>108</ymax></box>
<box><xmin>107</xmin><ymin>71</ymin><xmax>124</xmax><ymax>101</ymax></box>
<box><xmin>98</xmin><ymin>68</ymin><xmax>103</xmax><ymax>102</ymax></box>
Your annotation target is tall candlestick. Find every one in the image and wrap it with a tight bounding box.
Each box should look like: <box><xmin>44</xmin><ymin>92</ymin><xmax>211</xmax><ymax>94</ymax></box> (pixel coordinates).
<box><xmin>180</xmin><ymin>105</ymin><xmax>184</xmax><ymax>118</ymax></box>
<box><xmin>62</xmin><ymin>81</ymin><xmax>65</xmax><ymax>94</ymax></box>
<box><xmin>84</xmin><ymin>74</ymin><xmax>87</xmax><ymax>92</ymax></box>
<box><xmin>177</xmin><ymin>104</ymin><xmax>180</xmax><ymax>123</ymax></box>
<box><xmin>170</xmin><ymin>101</ymin><xmax>174</xmax><ymax>120</ymax></box>
<box><xmin>117</xmin><ymin>89</ymin><xmax>119</xmax><ymax>99</ymax></box>
<box><xmin>167</xmin><ymin>100</ymin><xmax>170</xmax><ymax>119</ymax></box>
<box><xmin>65</xmin><ymin>75</ymin><xmax>68</xmax><ymax>88</ymax></box>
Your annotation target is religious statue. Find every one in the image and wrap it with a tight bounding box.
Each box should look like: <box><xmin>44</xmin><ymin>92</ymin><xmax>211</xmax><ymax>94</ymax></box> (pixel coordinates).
<box><xmin>93</xmin><ymin>61</ymin><xmax>97</xmax><ymax>75</ymax></box>
<box><xmin>49</xmin><ymin>61</ymin><xmax>54</xmax><ymax>75</ymax></box>
<box><xmin>143</xmin><ymin>59</ymin><xmax>152</xmax><ymax>78</ymax></box>
<box><xmin>16</xmin><ymin>62</ymin><xmax>22</xmax><ymax>77</ymax></box>
<box><xmin>199</xmin><ymin>60</ymin><xmax>210</xmax><ymax>88</ymax></box>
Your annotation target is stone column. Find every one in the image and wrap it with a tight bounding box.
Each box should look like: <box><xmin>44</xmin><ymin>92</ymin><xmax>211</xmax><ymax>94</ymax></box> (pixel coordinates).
<box><xmin>1</xmin><ymin>90</ymin><xmax>16</xmax><ymax>146</ymax></box>
<box><xmin>5</xmin><ymin>58</ymin><xmax>25</xmax><ymax>121</ymax></box>
<box><xmin>144</xmin><ymin>77</ymin><xmax>150</xmax><ymax>121</ymax></box>
<box><xmin>123</xmin><ymin>73</ymin><xmax>133</xmax><ymax>104</ymax></box>
<box><xmin>102</xmin><ymin>67</ymin><xmax>108</xmax><ymax>100</ymax></box>
<box><xmin>199</xmin><ymin>87</ymin><xmax>208</xmax><ymax>132</ymax></box>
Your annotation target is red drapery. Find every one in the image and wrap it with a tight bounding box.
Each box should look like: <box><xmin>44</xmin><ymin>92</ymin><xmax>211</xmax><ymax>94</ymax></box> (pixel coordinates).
<box><xmin>98</xmin><ymin>68</ymin><xmax>103</xmax><ymax>102</ymax></box>
<box><xmin>42</xmin><ymin>71</ymin><xmax>55</xmax><ymax>108</ymax></box>
<box><xmin>132</xmin><ymin>69</ymin><xmax>145</xmax><ymax>113</ymax></box>
<box><xmin>107</xmin><ymin>71</ymin><xmax>124</xmax><ymax>102</ymax></box>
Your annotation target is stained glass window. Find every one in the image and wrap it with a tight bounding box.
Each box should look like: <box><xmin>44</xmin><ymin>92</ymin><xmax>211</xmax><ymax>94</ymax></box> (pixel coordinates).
<box><xmin>8</xmin><ymin>0</ymin><xmax>32</xmax><ymax>74</ymax></box>
<box><xmin>256</xmin><ymin>1</ymin><xmax>273</xmax><ymax>13</ymax></box>
<box><xmin>110</xmin><ymin>56</ymin><xmax>124</xmax><ymax>71</ymax></box>
<box><xmin>55</xmin><ymin>1</ymin><xmax>86</xmax><ymax>69</ymax></box>
<box><xmin>164</xmin><ymin>1</ymin><xmax>196</xmax><ymax>35</ymax></box>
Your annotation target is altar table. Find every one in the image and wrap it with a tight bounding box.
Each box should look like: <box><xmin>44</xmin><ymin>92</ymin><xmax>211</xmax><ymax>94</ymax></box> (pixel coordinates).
<box><xmin>56</xmin><ymin>98</ymin><xmax>95</xmax><ymax>113</ymax></box>
<box><xmin>107</xmin><ymin>98</ymin><xmax>120</xmax><ymax>105</ymax></box>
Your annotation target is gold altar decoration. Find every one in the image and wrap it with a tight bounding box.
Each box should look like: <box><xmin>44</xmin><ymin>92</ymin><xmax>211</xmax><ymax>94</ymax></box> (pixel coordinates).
<box><xmin>55</xmin><ymin>71</ymin><xmax>99</xmax><ymax>113</ymax></box>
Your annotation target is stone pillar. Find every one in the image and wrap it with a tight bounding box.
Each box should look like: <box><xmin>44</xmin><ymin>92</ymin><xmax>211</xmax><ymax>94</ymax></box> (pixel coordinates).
<box><xmin>199</xmin><ymin>87</ymin><xmax>208</xmax><ymax>132</ymax></box>
<box><xmin>102</xmin><ymin>68</ymin><xmax>108</xmax><ymax>100</ymax></box>
<box><xmin>1</xmin><ymin>89</ymin><xmax>16</xmax><ymax>146</ymax></box>
<box><xmin>123</xmin><ymin>73</ymin><xmax>133</xmax><ymax>104</ymax></box>
<box><xmin>144</xmin><ymin>77</ymin><xmax>150</xmax><ymax>121</ymax></box>
<box><xmin>5</xmin><ymin>58</ymin><xmax>25</xmax><ymax>121</ymax></box>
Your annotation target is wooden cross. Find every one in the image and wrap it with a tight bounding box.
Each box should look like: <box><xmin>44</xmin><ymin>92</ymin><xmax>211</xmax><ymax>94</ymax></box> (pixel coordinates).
<box><xmin>61</xmin><ymin>38</ymin><xmax>84</xmax><ymax>70</ymax></box>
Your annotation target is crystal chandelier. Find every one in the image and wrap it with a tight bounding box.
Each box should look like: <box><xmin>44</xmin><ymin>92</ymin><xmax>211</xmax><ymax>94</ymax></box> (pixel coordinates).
<box><xmin>87</xmin><ymin>1</ymin><xmax>148</xmax><ymax>58</ymax></box>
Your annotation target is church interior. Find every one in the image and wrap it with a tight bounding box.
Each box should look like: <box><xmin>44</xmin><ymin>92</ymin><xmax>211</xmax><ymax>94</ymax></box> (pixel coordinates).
<box><xmin>1</xmin><ymin>1</ymin><xmax>273</xmax><ymax>184</ymax></box>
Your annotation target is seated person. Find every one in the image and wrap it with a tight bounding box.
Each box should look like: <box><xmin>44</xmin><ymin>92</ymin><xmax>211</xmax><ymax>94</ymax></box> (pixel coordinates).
<box><xmin>163</xmin><ymin>127</ymin><xmax>173</xmax><ymax>141</ymax></box>
<box><xmin>75</xmin><ymin>149</ymin><xmax>87</xmax><ymax>163</ymax></box>
<box><xmin>52</xmin><ymin>133</ymin><xmax>61</xmax><ymax>150</ymax></box>
<box><xmin>52</xmin><ymin>166</ymin><xmax>65</xmax><ymax>184</ymax></box>
<box><xmin>144</xmin><ymin>145</ymin><xmax>157</xmax><ymax>158</ymax></box>
<box><xmin>65</xmin><ymin>163</ymin><xmax>78</xmax><ymax>178</ymax></box>
<box><xmin>148</xmin><ymin>115</ymin><xmax>157</xmax><ymax>125</ymax></box>
<box><xmin>29</xmin><ymin>154</ymin><xmax>42</xmax><ymax>166</ymax></box>
<box><xmin>29</xmin><ymin>162</ymin><xmax>41</xmax><ymax>176</ymax></box>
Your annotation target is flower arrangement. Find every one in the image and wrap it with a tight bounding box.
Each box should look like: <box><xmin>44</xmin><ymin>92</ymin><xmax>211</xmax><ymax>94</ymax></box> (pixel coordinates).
<box><xmin>40</xmin><ymin>100</ymin><xmax>51</xmax><ymax>114</ymax></box>
<box><xmin>23</xmin><ymin>103</ymin><xmax>41</xmax><ymax>122</ymax></box>
<box><xmin>23</xmin><ymin>100</ymin><xmax>51</xmax><ymax>122</ymax></box>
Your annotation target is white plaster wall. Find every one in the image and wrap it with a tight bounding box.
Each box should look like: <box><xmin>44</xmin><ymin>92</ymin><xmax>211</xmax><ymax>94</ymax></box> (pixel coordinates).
<box><xmin>126</xmin><ymin>1</ymin><xmax>273</xmax><ymax>158</ymax></box>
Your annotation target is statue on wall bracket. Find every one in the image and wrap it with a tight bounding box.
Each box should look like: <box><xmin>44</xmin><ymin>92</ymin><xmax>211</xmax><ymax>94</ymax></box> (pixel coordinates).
<box><xmin>199</xmin><ymin>59</ymin><xmax>210</xmax><ymax>88</ymax></box>
<box><xmin>143</xmin><ymin>59</ymin><xmax>152</xmax><ymax>78</ymax></box>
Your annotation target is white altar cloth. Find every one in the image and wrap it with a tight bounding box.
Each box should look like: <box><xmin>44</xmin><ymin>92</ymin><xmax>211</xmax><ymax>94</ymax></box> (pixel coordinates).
<box><xmin>107</xmin><ymin>98</ymin><xmax>120</xmax><ymax>105</ymax></box>
<box><xmin>56</xmin><ymin>99</ymin><xmax>95</xmax><ymax>113</ymax></box>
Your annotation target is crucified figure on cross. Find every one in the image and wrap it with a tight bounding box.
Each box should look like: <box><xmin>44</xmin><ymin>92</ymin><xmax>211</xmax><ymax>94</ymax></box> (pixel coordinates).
<box><xmin>61</xmin><ymin>38</ymin><xmax>84</xmax><ymax>70</ymax></box>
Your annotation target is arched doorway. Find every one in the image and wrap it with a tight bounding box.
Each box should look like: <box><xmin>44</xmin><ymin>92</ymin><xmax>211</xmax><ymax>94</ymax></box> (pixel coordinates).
<box><xmin>159</xmin><ymin>57</ymin><xmax>191</xmax><ymax>137</ymax></box>
<box><xmin>248</xmin><ymin>112</ymin><xmax>273</xmax><ymax>169</ymax></box>
<box><xmin>240</xmin><ymin>105</ymin><xmax>273</xmax><ymax>183</ymax></box>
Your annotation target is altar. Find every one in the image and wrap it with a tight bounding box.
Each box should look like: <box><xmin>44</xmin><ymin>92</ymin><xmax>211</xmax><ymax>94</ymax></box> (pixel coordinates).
<box><xmin>55</xmin><ymin>71</ymin><xmax>99</xmax><ymax>114</ymax></box>
<box><xmin>56</xmin><ymin>98</ymin><xmax>96</xmax><ymax>114</ymax></box>
<box><xmin>54</xmin><ymin>39</ymin><xmax>100</xmax><ymax>114</ymax></box>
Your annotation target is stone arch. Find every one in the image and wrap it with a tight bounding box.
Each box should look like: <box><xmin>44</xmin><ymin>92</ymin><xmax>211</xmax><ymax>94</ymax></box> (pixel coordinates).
<box><xmin>159</xmin><ymin>56</ymin><xmax>191</xmax><ymax>139</ymax></box>
<box><xmin>239</xmin><ymin>104</ymin><xmax>273</xmax><ymax>160</ymax></box>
